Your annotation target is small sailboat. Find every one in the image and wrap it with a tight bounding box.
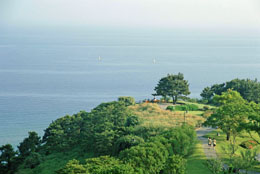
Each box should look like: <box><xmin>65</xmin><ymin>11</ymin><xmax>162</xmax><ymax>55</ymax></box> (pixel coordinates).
<box><xmin>153</xmin><ymin>58</ymin><xmax>156</xmax><ymax>64</ymax></box>
<box><xmin>98</xmin><ymin>56</ymin><xmax>101</xmax><ymax>61</ymax></box>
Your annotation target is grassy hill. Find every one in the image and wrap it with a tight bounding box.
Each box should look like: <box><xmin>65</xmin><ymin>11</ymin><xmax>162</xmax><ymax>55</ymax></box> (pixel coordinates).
<box><xmin>16</xmin><ymin>101</ymin><xmax>213</xmax><ymax>174</ymax></box>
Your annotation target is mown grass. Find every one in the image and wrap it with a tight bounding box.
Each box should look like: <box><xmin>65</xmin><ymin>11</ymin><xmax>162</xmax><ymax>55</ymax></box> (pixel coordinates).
<box><xmin>204</xmin><ymin>129</ymin><xmax>260</xmax><ymax>172</ymax></box>
<box><xmin>18</xmin><ymin>147</ymin><xmax>93</xmax><ymax>174</ymax></box>
<box><xmin>178</xmin><ymin>101</ymin><xmax>215</xmax><ymax>110</ymax></box>
<box><xmin>186</xmin><ymin>142</ymin><xmax>211</xmax><ymax>174</ymax></box>
<box><xmin>129</xmin><ymin>103</ymin><xmax>205</xmax><ymax>128</ymax></box>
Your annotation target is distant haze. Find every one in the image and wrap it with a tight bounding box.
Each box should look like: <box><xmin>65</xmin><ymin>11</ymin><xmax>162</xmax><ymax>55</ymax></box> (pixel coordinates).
<box><xmin>1</xmin><ymin>0</ymin><xmax>260</xmax><ymax>31</ymax></box>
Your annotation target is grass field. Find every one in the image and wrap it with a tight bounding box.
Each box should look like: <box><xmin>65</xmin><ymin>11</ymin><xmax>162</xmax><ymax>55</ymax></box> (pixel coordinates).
<box><xmin>129</xmin><ymin>103</ymin><xmax>205</xmax><ymax>128</ymax></box>
<box><xmin>186</xmin><ymin>142</ymin><xmax>211</xmax><ymax>174</ymax></box>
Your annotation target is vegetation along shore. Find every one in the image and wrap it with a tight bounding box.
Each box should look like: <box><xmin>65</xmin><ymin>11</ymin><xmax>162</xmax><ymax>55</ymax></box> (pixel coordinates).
<box><xmin>2</xmin><ymin>73</ymin><xmax>260</xmax><ymax>174</ymax></box>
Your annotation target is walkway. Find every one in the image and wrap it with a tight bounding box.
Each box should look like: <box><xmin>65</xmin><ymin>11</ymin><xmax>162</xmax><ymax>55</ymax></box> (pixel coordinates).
<box><xmin>196</xmin><ymin>127</ymin><xmax>218</xmax><ymax>159</ymax></box>
<box><xmin>196</xmin><ymin>127</ymin><xmax>260</xmax><ymax>174</ymax></box>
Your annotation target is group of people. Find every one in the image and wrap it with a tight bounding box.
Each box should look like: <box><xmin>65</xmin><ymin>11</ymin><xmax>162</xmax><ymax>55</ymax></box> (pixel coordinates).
<box><xmin>208</xmin><ymin>137</ymin><xmax>217</xmax><ymax>149</ymax></box>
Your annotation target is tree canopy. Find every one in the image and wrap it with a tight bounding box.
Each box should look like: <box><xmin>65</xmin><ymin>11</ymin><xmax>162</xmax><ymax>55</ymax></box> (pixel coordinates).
<box><xmin>204</xmin><ymin>90</ymin><xmax>252</xmax><ymax>140</ymax></box>
<box><xmin>200</xmin><ymin>78</ymin><xmax>260</xmax><ymax>104</ymax></box>
<box><xmin>154</xmin><ymin>73</ymin><xmax>190</xmax><ymax>104</ymax></box>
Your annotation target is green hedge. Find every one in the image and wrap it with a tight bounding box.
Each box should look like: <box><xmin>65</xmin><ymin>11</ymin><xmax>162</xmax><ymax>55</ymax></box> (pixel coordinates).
<box><xmin>166</xmin><ymin>104</ymin><xmax>199</xmax><ymax>111</ymax></box>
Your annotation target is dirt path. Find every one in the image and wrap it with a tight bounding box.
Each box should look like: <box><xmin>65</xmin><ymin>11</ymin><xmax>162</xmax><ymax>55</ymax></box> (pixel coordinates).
<box><xmin>196</xmin><ymin>127</ymin><xmax>218</xmax><ymax>159</ymax></box>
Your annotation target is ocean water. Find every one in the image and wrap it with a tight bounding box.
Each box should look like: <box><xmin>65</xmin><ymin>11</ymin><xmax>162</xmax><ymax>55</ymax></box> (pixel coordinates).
<box><xmin>0</xmin><ymin>29</ymin><xmax>260</xmax><ymax>147</ymax></box>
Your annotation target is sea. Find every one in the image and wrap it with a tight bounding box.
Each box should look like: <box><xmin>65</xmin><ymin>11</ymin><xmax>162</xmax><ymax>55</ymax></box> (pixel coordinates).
<box><xmin>0</xmin><ymin>28</ymin><xmax>260</xmax><ymax>147</ymax></box>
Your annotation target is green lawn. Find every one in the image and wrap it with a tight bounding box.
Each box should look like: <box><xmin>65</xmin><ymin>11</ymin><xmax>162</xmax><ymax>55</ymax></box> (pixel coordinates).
<box><xmin>204</xmin><ymin>129</ymin><xmax>260</xmax><ymax>172</ymax></box>
<box><xmin>178</xmin><ymin>101</ymin><xmax>215</xmax><ymax>110</ymax></box>
<box><xmin>186</xmin><ymin>142</ymin><xmax>211</xmax><ymax>174</ymax></box>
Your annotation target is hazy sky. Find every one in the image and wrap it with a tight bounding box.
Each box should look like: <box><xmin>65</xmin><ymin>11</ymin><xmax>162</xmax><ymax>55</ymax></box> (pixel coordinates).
<box><xmin>1</xmin><ymin>0</ymin><xmax>260</xmax><ymax>31</ymax></box>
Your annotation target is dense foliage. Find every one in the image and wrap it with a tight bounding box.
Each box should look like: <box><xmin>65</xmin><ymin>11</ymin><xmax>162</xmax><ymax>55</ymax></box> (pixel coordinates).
<box><xmin>154</xmin><ymin>73</ymin><xmax>190</xmax><ymax>104</ymax></box>
<box><xmin>200</xmin><ymin>78</ymin><xmax>260</xmax><ymax>104</ymax></box>
<box><xmin>118</xmin><ymin>96</ymin><xmax>135</xmax><ymax>106</ymax></box>
<box><xmin>204</xmin><ymin>90</ymin><xmax>251</xmax><ymax>141</ymax></box>
<box><xmin>4</xmin><ymin>96</ymin><xmax>199</xmax><ymax>174</ymax></box>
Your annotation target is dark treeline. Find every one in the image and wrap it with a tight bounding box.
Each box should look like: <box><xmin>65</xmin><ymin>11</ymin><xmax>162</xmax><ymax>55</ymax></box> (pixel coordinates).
<box><xmin>201</xmin><ymin>78</ymin><xmax>260</xmax><ymax>104</ymax></box>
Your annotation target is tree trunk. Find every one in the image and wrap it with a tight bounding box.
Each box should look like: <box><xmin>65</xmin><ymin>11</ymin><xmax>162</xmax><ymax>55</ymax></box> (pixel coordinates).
<box><xmin>226</xmin><ymin>132</ymin><xmax>230</xmax><ymax>141</ymax></box>
<box><xmin>172</xmin><ymin>96</ymin><xmax>177</xmax><ymax>104</ymax></box>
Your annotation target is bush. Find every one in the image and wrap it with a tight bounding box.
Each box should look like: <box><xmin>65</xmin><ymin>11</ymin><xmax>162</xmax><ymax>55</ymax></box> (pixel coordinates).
<box><xmin>205</xmin><ymin>159</ymin><xmax>223</xmax><ymax>174</ymax></box>
<box><xmin>240</xmin><ymin>140</ymin><xmax>257</xmax><ymax>149</ymax></box>
<box><xmin>119</xmin><ymin>141</ymin><xmax>168</xmax><ymax>174</ymax></box>
<box><xmin>162</xmin><ymin>155</ymin><xmax>186</xmax><ymax>174</ymax></box>
<box><xmin>160</xmin><ymin>125</ymin><xmax>196</xmax><ymax>157</ymax></box>
<box><xmin>114</xmin><ymin>135</ymin><xmax>144</xmax><ymax>155</ymax></box>
<box><xmin>56</xmin><ymin>159</ymin><xmax>87</xmax><ymax>174</ymax></box>
<box><xmin>125</xmin><ymin>115</ymin><xmax>140</xmax><ymax>127</ymax></box>
<box><xmin>118</xmin><ymin>97</ymin><xmax>135</xmax><ymax>106</ymax></box>
<box><xmin>169</xmin><ymin>104</ymin><xmax>199</xmax><ymax>111</ymax></box>
<box><xmin>85</xmin><ymin>156</ymin><xmax>134</xmax><ymax>174</ymax></box>
<box><xmin>203</xmin><ymin>105</ymin><xmax>210</xmax><ymax>111</ymax></box>
<box><xmin>166</xmin><ymin>105</ymin><xmax>175</xmax><ymax>111</ymax></box>
<box><xmin>24</xmin><ymin>152</ymin><xmax>42</xmax><ymax>169</ymax></box>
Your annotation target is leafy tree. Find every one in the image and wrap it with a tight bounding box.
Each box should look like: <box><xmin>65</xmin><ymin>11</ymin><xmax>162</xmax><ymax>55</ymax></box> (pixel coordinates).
<box><xmin>160</xmin><ymin>125</ymin><xmax>196</xmax><ymax>157</ymax></box>
<box><xmin>0</xmin><ymin>144</ymin><xmax>17</xmax><ymax>174</ymax></box>
<box><xmin>24</xmin><ymin>152</ymin><xmax>42</xmax><ymax>169</ymax></box>
<box><xmin>119</xmin><ymin>141</ymin><xmax>168</xmax><ymax>174</ymax></box>
<box><xmin>201</xmin><ymin>78</ymin><xmax>260</xmax><ymax>104</ymax></box>
<box><xmin>43</xmin><ymin>111</ymin><xmax>85</xmax><ymax>152</ymax></box>
<box><xmin>88</xmin><ymin>101</ymin><xmax>132</xmax><ymax>155</ymax></box>
<box><xmin>18</xmin><ymin>131</ymin><xmax>41</xmax><ymax>158</ymax></box>
<box><xmin>200</xmin><ymin>87</ymin><xmax>214</xmax><ymax>102</ymax></box>
<box><xmin>245</xmin><ymin>102</ymin><xmax>260</xmax><ymax>144</ymax></box>
<box><xmin>114</xmin><ymin>135</ymin><xmax>144</xmax><ymax>155</ymax></box>
<box><xmin>154</xmin><ymin>73</ymin><xmax>190</xmax><ymax>104</ymax></box>
<box><xmin>162</xmin><ymin>155</ymin><xmax>186</xmax><ymax>174</ymax></box>
<box><xmin>56</xmin><ymin>159</ymin><xmax>87</xmax><ymax>174</ymax></box>
<box><xmin>204</xmin><ymin>90</ymin><xmax>251</xmax><ymax>141</ymax></box>
<box><xmin>84</xmin><ymin>156</ymin><xmax>134</xmax><ymax>174</ymax></box>
<box><xmin>118</xmin><ymin>96</ymin><xmax>135</xmax><ymax>106</ymax></box>
<box><xmin>125</xmin><ymin>115</ymin><xmax>140</xmax><ymax>127</ymax></box>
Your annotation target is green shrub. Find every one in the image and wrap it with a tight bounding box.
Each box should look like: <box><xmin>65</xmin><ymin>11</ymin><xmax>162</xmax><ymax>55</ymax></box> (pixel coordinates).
<box><xmin>114</xmin><ymin>135</ymin><xmax>144</xmax><ymax>154</ymax></box>
<box><xmin>125</xmin><ymin>115</ymin><xmax>140</xmax><ymax>127</ymax></box>
<box><xmin>162</xmin><ymin>155</ymin><xmax>186</xmax><ymax>174</ymax></box>
<box><xmin>56</xmin><ymin>159</ymin><xmax>87</xmax><ymax>174</ymax></box>
<box><xmin>24</xmin><ymin>152</ymin><xmax>42</xmax><ymax>169</ymax></box>
<box><xmin>203</xmin><ymin>105</ymin><xmax>210</xmax><ymax>111</ymax></box>
<box><xmin>160</xmin><ymin>125</ymin><xmax>196</xmax><ymax>157</ymax></box>
<box><xmin>85</xmin><ymin>156</ymin><xmax>134</xmax><ymax>174</ymax></box>
<box><xmin>119</xmin><ymin>141</ymin><xmax>168</xmax><ymax>174</ymax></box>
<box><xmin>118</xmin><ymin>97</ymin><xmax>135</xmax><ymax>106</ymax></box>
<box><xmin>240</xmin><ymin>140</ymin><xmax>257</xmax><ymax>149</ymax></box>
<box><xmin>166</xmin><ymin>105</ymin><xmax>175</xmax><ymax>111</ymax></box>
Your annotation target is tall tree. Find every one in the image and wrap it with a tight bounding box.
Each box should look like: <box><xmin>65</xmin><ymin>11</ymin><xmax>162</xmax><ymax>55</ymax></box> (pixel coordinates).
<box><xmin>154</xmin><ymin>73</ymin><xmax>190</xmax><ymax>104</ymax></box>
<box><xmin>204</xmin><ymin>90</ymin><xmax>251</xmax><ymax>141</ymax></box>
<box><xmin>18</xmin><ymin>131</ymin><xmax>41</xmax><ymax>158</ymax></box>
<box><xmin>0</xmin><ymin>144</ymin><xmax>17</xmax><ymax>174</ymax></box>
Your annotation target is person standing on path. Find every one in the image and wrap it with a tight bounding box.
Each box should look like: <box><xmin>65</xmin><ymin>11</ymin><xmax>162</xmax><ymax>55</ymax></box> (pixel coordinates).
<box><xmin>213</xmin><ymin>138</ymin><xmax>216</xmax><ymax>150</ymax></box>
<box><xmin>208</xmin><ymin>137</ymin><xmax>212</xmax><ymax>148</ymax></box>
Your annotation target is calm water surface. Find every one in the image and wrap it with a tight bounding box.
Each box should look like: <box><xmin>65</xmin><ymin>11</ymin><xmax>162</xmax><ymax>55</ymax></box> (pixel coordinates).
<box><xmin>0</xmin><ymin>29</ymin><xmax>260</xmax><ymax>146</ymax></box>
